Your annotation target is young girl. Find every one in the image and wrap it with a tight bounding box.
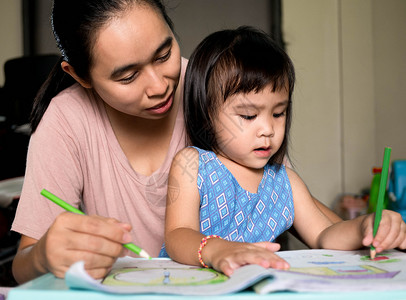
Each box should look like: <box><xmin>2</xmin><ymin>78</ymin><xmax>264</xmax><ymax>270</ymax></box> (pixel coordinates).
<box><xmin>163</xmin><ymin>26</ymin><xmax>406</xmax><ymax>276</ymax></box>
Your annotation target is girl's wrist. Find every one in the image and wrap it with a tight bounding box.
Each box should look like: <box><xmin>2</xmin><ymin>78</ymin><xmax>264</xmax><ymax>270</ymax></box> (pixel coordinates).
<box><xmin>198</xmin><ymin>235</ymin><xmax>223</xmax><ymax>268</ymax></box>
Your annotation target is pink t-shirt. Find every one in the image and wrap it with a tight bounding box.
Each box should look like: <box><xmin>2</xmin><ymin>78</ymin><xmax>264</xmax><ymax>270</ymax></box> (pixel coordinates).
<box><xmin>12</xmin><ymin>58</ymin><xmax>187</xmax><ymax>257</ymax></box>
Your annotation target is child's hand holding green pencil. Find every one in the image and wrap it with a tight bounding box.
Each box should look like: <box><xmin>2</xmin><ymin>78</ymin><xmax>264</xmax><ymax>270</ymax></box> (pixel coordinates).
<box><xmin>370</xmin><ymin>147</ymin><xmax>391</xmax><ymax>259</ymax></box>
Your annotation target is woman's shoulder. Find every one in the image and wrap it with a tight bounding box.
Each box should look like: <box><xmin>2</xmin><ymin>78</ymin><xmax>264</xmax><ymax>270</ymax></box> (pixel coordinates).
<box><xmin>50</xmin><ymin>83</ymin><xmax>94</xmax><ymax>112</ymax></box>
<box><xmin>176</xmin><ymin>56</ymin><xmax>188</xmax><ymax>100</ymax></box>
<box><xmin>181</xmin><ymin>57</ymin><xmax>189</xmax><ymax>71</ymax></box>
<box><xmin>34</xmin><ymin>83</ymin><xmax>106</xmax><ymax>146</ymax></box>
<box><xmin>40</xmin><ymin>84</ymin><xmax>100</xmax><ymax>129</ymax></box>
<box><xmin>177</xmin><ymin>57</ymin><xmax>188</xmax><ymax>90</ymax></box>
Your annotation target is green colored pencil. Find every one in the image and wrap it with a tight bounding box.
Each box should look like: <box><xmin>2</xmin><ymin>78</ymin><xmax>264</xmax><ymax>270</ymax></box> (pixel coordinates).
<box><xmin>41</xmin><ymin>189</ymin><xmax>151</xmax><ymax>259</ymax></box>
<box><xmin>370</xmin><ymin>147</ymin><xmax>391</xmax><ymax>259</ymax></box>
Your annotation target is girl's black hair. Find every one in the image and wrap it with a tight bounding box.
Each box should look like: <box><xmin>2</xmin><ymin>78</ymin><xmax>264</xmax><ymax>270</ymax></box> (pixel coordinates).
<box><xmin>184</xmin><ymin>26</ymin><xmax>295</xmax><ymax>166</ymax></box>
<box><xmin>31</xmin><ymin>0</ymin><xmax>174</xmax><ymax>133</ymax></box>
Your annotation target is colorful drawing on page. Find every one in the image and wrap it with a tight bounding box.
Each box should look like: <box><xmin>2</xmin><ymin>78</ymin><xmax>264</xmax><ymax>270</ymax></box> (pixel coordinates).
<box><xmin>286</xmin><ymin>265</ymin><xmax>400</xmax><ymax>279</ymax></box>
<box><xmin>102</xmin><ymin>267</ymin><xmax>228</xmax><ymax>287</ymax></box>
<box><xmin>360</xmin><ymin>253</ymin><xmax>401</xmax><ymax>263</ymax></box>
<box><xmin>308</xmin><ymin>261</ymin><xmax>345</xmax><ymax>265</ymax></box>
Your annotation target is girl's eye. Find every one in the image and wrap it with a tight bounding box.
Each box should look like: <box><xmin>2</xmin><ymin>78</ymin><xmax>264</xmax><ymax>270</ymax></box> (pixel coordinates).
<box><xmin>240</xmin><ymin>115</ymin><xmax>257</xmax><ymax>120</ymax></box>
<box><xmin>273</xmin><ymin>111</ymin><xmax>286</xmax><ymax>118</ymax></box>
<box><xmin>156</xmin><ymin>50</ymin><xmax>171</xmax><ymax>62</ymax></box>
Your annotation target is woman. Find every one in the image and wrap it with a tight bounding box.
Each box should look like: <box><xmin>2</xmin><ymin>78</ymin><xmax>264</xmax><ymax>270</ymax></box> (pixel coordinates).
<box><xmin>12</xmin><ymin>0</ymin><xmax>187</xmax><ymax>283</ymax></box>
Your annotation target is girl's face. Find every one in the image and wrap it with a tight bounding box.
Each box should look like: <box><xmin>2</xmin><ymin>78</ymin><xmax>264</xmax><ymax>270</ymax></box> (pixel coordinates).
<box><xmin>88</xmin><ymin>5</ymin><xmax>181</xmax><ymax>120</ymax></box>
<box><xmin>213</xmin><ymin>85</ymin><xmax>289</xmax><ymax>169</ymax></box>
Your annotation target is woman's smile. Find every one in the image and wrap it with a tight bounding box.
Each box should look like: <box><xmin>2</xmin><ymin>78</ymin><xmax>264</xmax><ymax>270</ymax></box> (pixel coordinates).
<box><xmin>146</xmin><ymin>92</ymin><xmax>174</xmax><ymax>115</ymax></box>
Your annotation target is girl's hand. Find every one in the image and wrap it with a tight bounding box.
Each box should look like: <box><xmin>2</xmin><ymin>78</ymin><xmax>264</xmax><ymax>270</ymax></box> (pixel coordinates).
<box><xmin>204</xmin><ymin>240</ymin><xmax>289</xmax><ymax>276</ymax></box>
<box><xmin>35</xmin><ymin>212</ymin><xmax>133</xmax><ymax>279</ymax></box>
<box><xmin>361</xmin><ymin>209</ymin><xmax>406</xmax><ymax>254</ymax></box>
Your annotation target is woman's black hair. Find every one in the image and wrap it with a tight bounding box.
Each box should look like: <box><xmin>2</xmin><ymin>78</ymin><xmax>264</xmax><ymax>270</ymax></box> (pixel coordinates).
<box><xmin>31</xmin><ymin>0</ymin><xmax>174</xmax><ymax>133</ymax></box>
<box><xmin>184</xmin><ymin>26</ymin><xmax>295</xmax><ymax>166</ymax></box>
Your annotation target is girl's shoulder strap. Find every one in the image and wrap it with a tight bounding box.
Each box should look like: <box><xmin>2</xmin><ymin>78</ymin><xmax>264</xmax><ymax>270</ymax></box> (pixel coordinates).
<box><xmin>188</xmin><ymin>146</ymin><xmax>213</xmax><ymax>156</ymax></box>
<box><xmin>264</xmin><ymin>163</ymin><xmax>288</xmax><ymax>180</ymax></box>
<box><xmin>266</xmin><ymin>163</ymin><xmax>285</xmax><ymax>171</ymax></box>
<box><xmin>187</xmin><ymin>146</ymin><xmax>220</xmax><ymax>170</ymax></box>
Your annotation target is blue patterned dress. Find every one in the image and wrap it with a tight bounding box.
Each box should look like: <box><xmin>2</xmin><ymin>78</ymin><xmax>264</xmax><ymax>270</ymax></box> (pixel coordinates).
<box><xmin>159</xmin><ymin>147</ymin><xmax>294</xmax><ymax>257</ymax></box>
<box><xmin>196</xmin><ymin>147</ymin><xmax>294</xmax><ymax>242</ymax></box>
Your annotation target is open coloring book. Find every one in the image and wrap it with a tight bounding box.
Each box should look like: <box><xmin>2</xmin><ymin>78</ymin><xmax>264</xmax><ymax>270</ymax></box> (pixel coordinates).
<box><xmin>65</xmin><ymin>249</ymin><xmax>406</xmax><ymax>296</ymax></box>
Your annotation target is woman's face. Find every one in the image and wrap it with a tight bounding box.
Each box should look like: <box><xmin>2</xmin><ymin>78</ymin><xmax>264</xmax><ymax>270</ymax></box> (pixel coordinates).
<box><xmin>89</xmin><ymin>5</ymin><xmax>181</xmax><ymax>120</ymax></box>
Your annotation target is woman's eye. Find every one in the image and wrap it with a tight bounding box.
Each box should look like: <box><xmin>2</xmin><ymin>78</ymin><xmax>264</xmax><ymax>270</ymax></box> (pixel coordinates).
<box><xmin>156</xmin><ymin>50</ymin><xmax>171</xmax><ymax>62</ymax></box>
<box><xmin>119</xmin><ymin>72</ymin><xmax>138</xmax><ymax>84</ymax></box>
<box><xmin>240</xmin><ymin>115</ymin><xmax>256</xmax><ymax>120</ymax></box>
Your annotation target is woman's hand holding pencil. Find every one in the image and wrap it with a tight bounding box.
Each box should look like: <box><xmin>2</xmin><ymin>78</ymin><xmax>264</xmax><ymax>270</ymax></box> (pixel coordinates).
<box><xmin>30</xmin><ymin>211</ymin><xmax>133</xmax><ymax>279</ymax></box>
<box><xmin>32</xmin><ymin>189</ymin><xmax>151</xmax><ymax>280</ymax></box>
<box><xmin>41</xmin><ymin>189</ymin><xmax>151</xmax><ymax>259</ymax></box>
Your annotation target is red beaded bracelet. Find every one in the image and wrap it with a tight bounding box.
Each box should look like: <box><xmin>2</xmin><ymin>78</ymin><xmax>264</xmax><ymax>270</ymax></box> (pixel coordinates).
<box><xmin>198</xmin><ymin>235</ymin><xmax>222</xmax><ymax>268</ymax></box>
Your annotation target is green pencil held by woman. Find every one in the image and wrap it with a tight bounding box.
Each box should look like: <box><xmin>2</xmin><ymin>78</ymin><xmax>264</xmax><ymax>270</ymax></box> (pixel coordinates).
<box><xmin>41</xmin><ymin>189</ymin><xmax>151</xmax><ymax>259</ymax></box>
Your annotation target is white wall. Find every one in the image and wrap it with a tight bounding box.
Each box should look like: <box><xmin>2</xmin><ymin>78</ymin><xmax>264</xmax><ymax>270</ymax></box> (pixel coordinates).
<box><xmin>284</xmin><ymin>0</ymin><xmax>342</xmax><ymax>208</ymax></box>
<box><xmin>0</xmin><ymin>0</ymin><xmax>23</xmax><ymax>85</ymax></box>
<box><xmin>373</xmin><ymin>0</ymin><xmax>406</xmax><ymax>163</ymax></box>
<box><xmin>284</xmin><ymin>0</ymin><xmax>406</xmax><ymax>211</ymax></box>
<box><xmin>340</xmin><ymin>0</ymin><xmax>376</xmax><ymax>194</ymax></box>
